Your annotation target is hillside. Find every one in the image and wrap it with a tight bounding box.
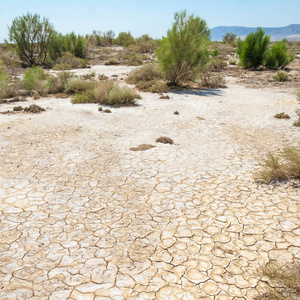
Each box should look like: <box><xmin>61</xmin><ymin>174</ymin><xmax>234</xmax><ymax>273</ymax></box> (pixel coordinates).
<box><xmin>211</xmin><ymin>24</ymin><xmax>300</xmax><ymax>41</ymax></box>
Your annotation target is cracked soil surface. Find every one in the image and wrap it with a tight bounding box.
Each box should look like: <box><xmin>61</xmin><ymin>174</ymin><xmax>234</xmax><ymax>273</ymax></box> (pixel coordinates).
<box><xmin>0</xmin><ymin>66</ymin><xmax>300</xmax><ymax>299</ymax></box>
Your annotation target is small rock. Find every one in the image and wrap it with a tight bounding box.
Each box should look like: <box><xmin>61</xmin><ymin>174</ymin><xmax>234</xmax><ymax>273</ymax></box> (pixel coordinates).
<box><xmin>130</xmin><ymin>144</ymin><xmax>156</xmax><ymax>151</ymax></box>
<box><xmin>155</xmin><ymin>137</ymin><xmax>174</xmax><ymax>144</ymax></box>
<box><xmin>13</xmin><ymin>106</ymin><xmax>23</xmax><ymax>111</ymax></box>
<box><xmin>174</xmin><ymin>111</ymin><xmax>179</xmax><ymax>115</ymax></box>
<box><xmin>159</xmin><ymin>95</ymin><xmax>170</xmax><ymax>99</ymax></box>
<box><xmin>103</xmin><ymin>109</ymin><xmax>111</xmax><ymax>113</ymax></box>
<box><xmin>98</xmin><ymin>107</ymin><xmax>103</xmax><ymax>112</ymax></box>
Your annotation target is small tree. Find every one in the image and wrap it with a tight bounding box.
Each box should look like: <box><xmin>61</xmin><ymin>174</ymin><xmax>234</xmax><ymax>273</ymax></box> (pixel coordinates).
<box><xmin>237</xmin><ymin>28</ymin><xmax>270</xmax><ymax>69</ymax></box>
<box><xmin>156</xmin><ymin>10</ymin><xmax>210</xmax><ymax>85</ymax></box>
<box><xmin>223</xmin><ymin>32</ymin><xmax>236</xmax><ymax>44</ymax></box>
<box><xmin>7</xmin><ymin>13</ymin><xmax>55</xmax><ymax>67</ymax></box>
<box><xmin>115</xmin><ymin>32</ymin><xmax>135</xmax><ymax>47</ymax></box>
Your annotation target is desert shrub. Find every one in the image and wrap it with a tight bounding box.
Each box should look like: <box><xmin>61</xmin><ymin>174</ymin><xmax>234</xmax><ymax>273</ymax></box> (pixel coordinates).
<box><xmin>0</xmin><ymin>60</ymin><xmax>12</xmax><ymax>99</ymax></box>
<box><xmin>297</xmin><ymin>91</ymin><xmax>300</xmax><ymax>102</ymax></box>
<box><xmin>265</xmin><ymin>41</ymin><xmax>295</xmax><ymax>69</ymax></box>
<box><xmin>0</xmin><ymin>45</ymin><xmax>21</xmax><ymax>67</ymax></box>
<box><xmin>7</xmin><ymin>13</ymin><xmax>55</xmax><ymax>66</ymax></box>
<box><xmin>208</xmin><ymin>57</ymin><xmax>227</xmax><ymax>71</ymax></box>
<box><xmin>255</xmin><ymin>147</ymin><xmax>300</xmax><ymax>183</ymax></box>
<box><xmin>223</xmin><ymin>33</ymin><xmax>236</xmax><ymax>44</ymax></box>
<box><xmin>71</xmin><ymin>89</ymin><xmax>96</xmax><ymax>104</ymax></box>
<box><xmin>115</xmin><ymin>31</ymin><xmax>135</xmax><ymax>47</ymax></box>
<box><xmin>273</xmin><ymin>71</ymin><xmax>289</xmax><ymax>82</ymax></box>
<box><xmin>237</xmin><ymin>28</ymin><xmax>270</xmax><ymax>69</ymax></box>
<box><xmin>256</xmin><ymin>261</ymin><xmax>300</xmax><ymax>300</ymax></box>
<box><xmin>53</xmin><ymin>52</ymin><xmax>89</xmax><ymax>70</ymax></box>
<box><xmin>71</xmin><ymin>80</ymin><xmax>140</xmax><ymax>106</ymax></box>
<box><xmin>156</xmin><ymin>10</ymin><xmax>210</xmax><ymax>85</ymax></box>
<box><xmin>126</xmin><ymin>63</ymin><xmax>167</xmax><ymax>92</ymax></box>
<box><xmin>81</xmin><ymin>71</ymin><xmax>96</xmax><ymax>79</ymax></box>
<box><xmin>104</xmin><ymin>59</ymin><xmax>120</xmax><ymax>65</ymax></box>
<box><xmin>23</xmin><ymin>67</ymin><xmax>50</xmax><ymax>96</ymax></box>
<box><xmin>49</xmin><ymin>32</ymin><xmax>88</xmax><ymax>60</ymax></box>
<box><xmin>48</xmin><ymin>71</ymin><xmax>74</xmax><ymax>94</ymax></box>
<box><xmin>106</xmin><ymin>86</ymin><xmax>140</xmax><ymax>106</ymax></box>
<box><xmin>126</xmin><ymin>52</ymin><xmax>143</xmax><ymax>66</ymax></box>
<box><xmin>274</xmin><ymin>112</ymin><xmax>290</xmax><ymax>119</ymax></box>
<box><xmin>127</xmin><ymin>63</ymin><xmax>162</xmax><ymax>83</ymax></box>
<box><xmin>199</xmin><ymin>72</ymin><xmax>226</xmax><ymax>88</ymax></box>
<box><xmin>133</xmin><ymin>34</ymin><xmax>157</xmax><ymax>53</ymax></box>
<box><xmin>229</xmin><ymin>58</ymin><xmax>237</xmax><ymax>65</ymax></box>
<box><xmin>211</xmin><ymin>49</ymin><xmax>219</xmax><ymax>56</ymax></box>
<box><xmin>65</xmin><ymin>78</ymin><xmax>96</xmax><ymax>94</ymax></box>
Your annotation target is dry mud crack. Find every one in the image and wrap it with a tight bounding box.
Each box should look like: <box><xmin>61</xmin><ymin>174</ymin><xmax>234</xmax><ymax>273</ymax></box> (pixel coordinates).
<box><xmin>0</xmin><ymin>71</ymin><xmax>299</xmax><ymax>299</ymax></box>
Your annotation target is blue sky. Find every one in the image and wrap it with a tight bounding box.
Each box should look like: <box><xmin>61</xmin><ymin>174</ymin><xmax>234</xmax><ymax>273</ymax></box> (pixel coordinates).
<box><xmin>1</xmin><ymin>0</ymin><xmax>299</xmax><ymax>42</ymax></box>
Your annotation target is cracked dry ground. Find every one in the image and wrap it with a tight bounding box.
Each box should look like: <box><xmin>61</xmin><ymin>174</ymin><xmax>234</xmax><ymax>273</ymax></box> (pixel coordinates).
<box><xmin>0</xmin><ymin>82</ymin><xmax>299</xmax><ymax>300</ymax></box>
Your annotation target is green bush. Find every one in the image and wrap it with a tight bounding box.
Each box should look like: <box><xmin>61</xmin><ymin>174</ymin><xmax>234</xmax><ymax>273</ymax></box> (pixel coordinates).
<box><xmin>156</xmin><ymin>10</ymin><xmax>210</xmax><ymax>85</ymax></box>
<box><xmin>23</xmin><ymin>67</ymin><xmax>49</xmax><ymax>96</ymax></box>
<box><xmin>0</xmin><ymin>60</ymin><xmax>11</xmax><ymax>99</ymax></box>
<box><xmin>115</xmin><ymin>32</ymin><xmax>135</xmax><ymax>47</ymax></box>
<box><xmin>133</xmin><ymin>34</ymin><xmax>157</xmax><ymax>53</ymax></box>
<box><xmin>127</xmin><ymin>63</ymin><xmax>162</xmax><ymax>83</ymax></box>
<box><xmin>53</xmin><ymin>52</ymin><xmax>89</xmax><ymax>70</ymax></box>
<box><xmin>237</xmin><ymin>28</ymin><xmax>270</xmax><ymax>69</ymax></box>
<box><xmin>49</xmin><ymin>32</ymin><xmax>88</xmax><ymax>61</ymax></box>
<box><xmin>48</xmin><ymin>71</ymin><xmax>74</xmax><ymax>94</ymax></box>
<box><xmin>65</xmin><ymin>78</ymin><xmax>96</xmax><ymax>94</ymax></box>
<box><xmin>71</xmin><ymin>89</ymin><xmax>96</xmax><ymax>104</ymax></box>
<box><xmin>273</xmin><ymin>71</ymin><xmax>289</xmax><ymax>82</ymax></box>
<box><xmin>208</xmin><ymin>57</ymin><xmax>227</xmax><ymax>71</ymax></box>
<box><xmin>106</xmin><ymin>86</ymin><xmax>140</xmax><ymax>106</ymax></box>
<box><xmin>7</xmin><ymin>13</ymin><xmax>55</xmax><ymax>66</ymax></box>
<box><xmin>265</xmin><ymin>41</ymin><xmax>295</xmax><ymax>69</ymax></box>
<box><xmin>211</xmin><ymin>49</ymin><xmax>219</xmax><ymax>57</ymax></box>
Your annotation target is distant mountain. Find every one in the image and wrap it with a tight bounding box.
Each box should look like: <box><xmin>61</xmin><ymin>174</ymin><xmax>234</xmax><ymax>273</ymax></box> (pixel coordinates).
<box><xmin>211</xmin><ymin>24</ymin><xmax>300</xmax><ymax>41</ymax></box>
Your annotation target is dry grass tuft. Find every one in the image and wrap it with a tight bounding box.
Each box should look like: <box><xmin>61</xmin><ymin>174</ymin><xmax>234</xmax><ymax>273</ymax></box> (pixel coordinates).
<box><xmin>255</xmin><ymin>147</ymin><xmax>300</xmax><ymax>183</ymax></box>
<box><xmin>199</xmin><ymin>72</ymin><xmax>227</xmax><ymax>89</ymax></box>
<box><xmin>256</xmin><ymin>261</ymin><xmax>300</xmax><ymax>300</ymax></box>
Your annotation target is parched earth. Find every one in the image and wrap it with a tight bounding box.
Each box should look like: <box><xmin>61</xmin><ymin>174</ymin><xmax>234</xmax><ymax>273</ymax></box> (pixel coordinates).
<box><xmin>0</xmin><ymin>67</ymin><xmax>299</xmax><ymax>299</ymax></box>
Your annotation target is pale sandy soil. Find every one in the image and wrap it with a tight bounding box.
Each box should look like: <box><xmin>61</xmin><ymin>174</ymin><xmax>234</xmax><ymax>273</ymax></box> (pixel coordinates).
<box><xmin>0</xmin><ymin>65</ymin><xmax>299</xmax><ymax>299</ymax></box>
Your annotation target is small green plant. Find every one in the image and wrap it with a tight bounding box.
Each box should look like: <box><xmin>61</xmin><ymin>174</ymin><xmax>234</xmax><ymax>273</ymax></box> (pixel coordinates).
<box><xmin>256</xmin><ymin>261</ymin><xmax>300</xmax><ymax>300</ymax></box>
<box><xmin>265</xmin><ymin>41</ymin><xmax>295</xmax><ymax>69</ymax></box>
<box><xmin>53</xmin><ymin>52</ymin><xmax>89</xmax><ymax>70</ymax></box>
<box><xmin>273</xmin><ymin>71</ymin><xmax>289</xmax><ymax>82</ymax></box>
<box><xmin>274</xmin><ymin>112</ymin><xmax>290</xmax><ymax>119</ymax></box>
<box><xmin>255</xmin><ymin>147</ymin><xmax>300</xmax><ymax>183</ymax></box>
<box><xmin>228</xmin><ymin>58</ymin><xmax>237</xmax><ymax>65</ymax></box>
<box><xmin>48</xmin><ymin>71</ymin><xmax>74</xmax><ymax>94</ymax></box>
<box><xmin>211</xmin><ymin>49</ymin><xmax>219</xmax><ymax>56</ymax></box>
<box><xmin>106</xmin><ymin>85</ymin><xmax>140</xmax><ymax>106</ymax></box>
<box><xmin>81</xmin><ymin>71</ymin><xmax>96</xmax><ymax>79</ymax></box>
<box><xmin>293</xmin><ymin>110</ymin><xmax>300</xmax><ymax>127</ymax></box>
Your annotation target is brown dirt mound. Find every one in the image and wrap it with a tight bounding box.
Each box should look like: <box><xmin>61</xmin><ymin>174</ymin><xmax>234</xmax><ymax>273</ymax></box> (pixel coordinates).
<box><xmin>24</xmin><ymin>104</ymin><xmax>46</xmax><ymax>113</ymax></box>
<box><xmin>13</xmin><ymin>106</ymin><xmax>23</xmax><ymax>111</ymax></box>
<box><xmin>155</xmin><ymin>137</ymin><xmax>174</xmax><ymax>144</ymax></box>
<box><xmin>130</xmin><ymin>144</ymin><xmax>156</xmax><ymax>151</ymax></box>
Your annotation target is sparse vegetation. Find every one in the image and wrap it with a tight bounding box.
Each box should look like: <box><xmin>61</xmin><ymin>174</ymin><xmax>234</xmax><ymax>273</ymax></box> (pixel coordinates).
<box><xmin>208</xmin><ymin>57</ymin><xmax>227</xmax><ymax>71</ymax></box>
<box><xmin>156</xmin><ymin>10</ymin><xmax>210</xmax><ymax>85</ymax></box>
<box><xmin>23</xmin><ymin>67</ymin><xmax>49</xmax><ymax>96</ymax></box>
<box><xmin>255</xmin><ymin>147</ymin><xmax>300</xmax><ymax>183</ymax></box>
<box><xmin>71</xmin><ymin>80</ymin><xmax>140</xmax><ymax>106</ymax></box>
<box><xmin>0</xmin><ymin>60</ymin><xmax>12</xmax><ymax>99</ymax></box>
<box><xmin>199</xmin><ymin>72</ymin><xmax>227</xmax><ymax>88</ymax></box>
<box><xmin>223</xmin><ymin>32</ymin><xmax>237</xmax><ymax>44</ymax></box>
<box><xmin>256</xmin><ymin>261</ymin><xmax>300</xmax><ymax>300</ymax></box>
<box><xmin>273</xmin><ymin>71</ymin><xmax>289</xmax><ymax>82</ymax></box>
<box><xmin>229</xmin><ymin>58</ymin><xmax>237</xmax><ymax>65</ymax></box>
